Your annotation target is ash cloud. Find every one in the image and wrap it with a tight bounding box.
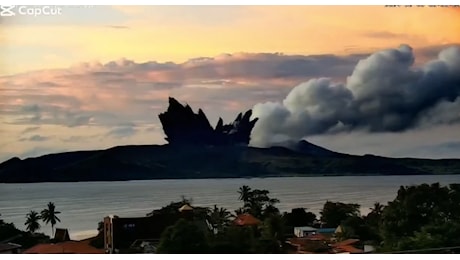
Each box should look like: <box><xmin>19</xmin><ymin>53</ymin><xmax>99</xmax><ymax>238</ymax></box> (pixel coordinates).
<box><xmin>251</xmin><ymin>45</ymin><xmax>460</xmax><ymax>147</ymax></box>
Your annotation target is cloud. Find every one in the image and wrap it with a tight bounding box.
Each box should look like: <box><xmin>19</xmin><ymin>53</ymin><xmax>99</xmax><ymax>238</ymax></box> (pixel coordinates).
<box><xmin>250</xmin><ymin>44</ymin><xmax>460</xmax><ymax>147</ymax></box>
<box><xmin>19</xmin><ymin>135</ymin><xmax>51</xmax><ymax>142</ymax></box>
<box><xmin>1</xmin><ymin>45</ymin><xmax>459</xmax><ymax>160</ymax></box>
<box><xmin>61</xmin><ymin>134</ymin><xmax>101</xmax><ymax>143</ymax></box>
<box><xmin>363</xmin><ymin>31</ymin><xmax>426</xmax><ymax>43</ymax></box>
<box><xmin>21</xmin><ymin>126</ymin><xmax>40</xmax><ymax>134</ymax></box>
<box><xmin>105</xmin><ymin>126</ymin><xmax>137</xmax><ymax>138</ymax></box>
<box><xmin>0</xmin><ymin>51</ymin><xmax>364</xmax><ymax>131</ymax></box>
<box><xmin>105</xmin><ymin>25</ymin><xmax>130</xmax><ymax>29</ymax></box>
<box><xmin>8</xmin><ymin>104</ymin><xmax>93</xmax><ymax>127</ymax></box>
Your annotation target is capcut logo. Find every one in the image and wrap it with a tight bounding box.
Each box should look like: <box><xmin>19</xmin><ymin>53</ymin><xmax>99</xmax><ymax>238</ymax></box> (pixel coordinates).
<box><xmin>0</xmin><ymin>5</ymin><xmax>63</xmax><ymax>17</ymax></box>
<box><xmin>0</xmin><ymin>5</ymin><xmax>15</xmax><ymax>16</ymax></box>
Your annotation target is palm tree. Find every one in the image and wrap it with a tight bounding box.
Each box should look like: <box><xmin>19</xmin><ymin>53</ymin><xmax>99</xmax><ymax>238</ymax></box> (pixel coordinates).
<box><xmin>25</xmin><ymin>210</ymin><xmax>41</xmax><ymax>233</ymax></box>
<box><xmin>41</xmin><ymin>202</ymin><xmax>61</xmax><ymax>236</ymax></box>
<box><xmin>369</xmin><ymin>202</ymin><xmax>384</xmax><ymax>215</ymax></box>
<box><xmin>207</xmin><ymin>205</ymin><xmax>233</xmax><ymax>233</ymax></box>
<box><xmin>238</xmin><ymin>185</ymin><xmax>252</xmax><ymax>202</ymax></box>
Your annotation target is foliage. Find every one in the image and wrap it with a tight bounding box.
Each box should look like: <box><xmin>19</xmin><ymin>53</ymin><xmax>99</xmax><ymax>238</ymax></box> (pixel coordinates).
<box><xmin>89</xmin><ymin>221</ymin><xmax>105</xmax><ymax>249</ymax></box>
<box><xmin>207</xmin><ymin>205</ymin><xmax>233</xmax><ymax>234</ymax></box>
<box><xmin>320</xmin><ymin>201</ymin><xmax>360</xmax><ymax>228</ymax></box>
<box><xmin>0</xmin><ymin>219</ymin><xmax>50</xmax><ymax>249</ymax></box>
<box><xmin>261</xmin><ymin>214</ymin><xmax>285</xmax><ymax>242</ymax></box>
<box><xmin>379</xmin><ymin>183</ymin><xmax>460</xmax><ymax>252</ymax></box>
<box><xmin>25</xmin><ymin>210</ymin><xmax>41</xmax><ymax>233</ymax></box>
<box><xmin>40</xmin><ymin>202</ymin><xmax>61</xmax><ymax>236</ymax></box>
<box><xmin>156</xmin><ymin>219</ymin><xmax>210</xmax><ymax>253</ymax></box>
<box><xmin>237</xmin><ymin>185</ymin><xmax>280</xmax><ymax>220</ymax></box>
<box><xmin>209</xmin><ymin>226</ymin><xmax>256</xmax><ymax>253</ymax></box>
<box><xmin>283</xmin><ymin>208</ymin><xmax>317</xmax><ymax>229</ymax></box>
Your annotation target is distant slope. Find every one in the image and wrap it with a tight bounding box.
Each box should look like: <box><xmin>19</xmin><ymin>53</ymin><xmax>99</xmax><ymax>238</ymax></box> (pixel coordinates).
<box><xmin>271</xmin><ymin>140</ymin><xmax>343</xmax><ymax>157</ymax></box>
<box><xmin>0</xmin><ymin>141</ymin><xmax>459</xmax><ymax>183</ymax></box>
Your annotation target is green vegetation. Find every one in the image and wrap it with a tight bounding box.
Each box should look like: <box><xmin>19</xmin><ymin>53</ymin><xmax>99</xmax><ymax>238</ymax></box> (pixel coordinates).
<box><xmin>24</xmin><ymin>210</ymin><xmax>41</xmax><ymax>233</ymax></box>
<box><xmin>0</xmin><ymin>202</ymin><xmax>64</xmax><ymax>251</ymax></box>
<box><xmin>40</xmin><ymin>202</ymin><xmax>61</xmax><ymax>237</ymax></box>
<box><xmin>2</xmin><ymin>184</ymin><xmax>459</xmax><ymax>253</ymax></box>
<box><xmin>379</xmin><ymin>183</ymin><xmax>460</xmax><ymax>252</ymax></box>
<box><xmin>150</xmin><ymin>183</ymin><xmax>460</xmax><ymax>254</ymax></box>
<box><xmin>0</xmin><ymin>213</ymin><xmax>50</xmax><ymax>249</ymax></box>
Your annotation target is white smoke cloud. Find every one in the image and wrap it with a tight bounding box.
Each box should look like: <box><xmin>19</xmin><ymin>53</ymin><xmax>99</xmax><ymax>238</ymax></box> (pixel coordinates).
<box><xmin>251</xmin><ymin>44</ymin><xmax>460</xmax><ymax>147</ymax></box>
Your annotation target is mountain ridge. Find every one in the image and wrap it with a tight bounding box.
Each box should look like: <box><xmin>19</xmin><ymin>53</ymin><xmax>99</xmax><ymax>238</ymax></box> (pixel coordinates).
<box><xmin>1</xmin><ymin>140</ymin><xmax>459</xmax><ymax>183</ymax></box>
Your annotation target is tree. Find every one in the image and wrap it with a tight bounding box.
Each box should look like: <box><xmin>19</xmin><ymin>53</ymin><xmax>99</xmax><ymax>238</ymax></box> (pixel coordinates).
<box><xmin>209</xmin><ymin>225</ymin><xmax>256</xmax><ymax>253</ymax></box>
<box><xmin>41</xmin><ymin>202</ymin><xmax>61</xmax><ymax>236</ymax></box>
<box><xmin>283</xmin><ymin>208</ymin><xmax>317</xmax><ymax>228</ymax></box>
<box><xmin>380</xmin><ymin>183</ymin><xmax>460</xmax><ymax>251</ymax></box>
<box><xmin>90</xmin><ymin>222</ymin><xmax>105</xmax><ymax>249</ymax></box>
<box><xmin>0</xmin><ymin>213</ymin><xmax>4</xmax><ymax>225</ymax></box>
<box><xmin>238</xmin><ymin>185</ymin><xmax>252</xmax><ymax>202</ymax></box>
<box><xmin>320</xmin><ymin>201</ymin><xmax>360</xmax><ymax>228</ymax></box>
<box><xmin>207</xmin><ymin>205</ymin><xmax>232</xmax><ymax>234</ymax></box>
<box><xmin>25</xmin><ymin>210</ymin><xmax>41</xmax><ymax>233</ymax></box>
<box><xmin>261</xmin><ymin>214</ymin><xmax>285</xmax><ymax>244</ymax></box>
<box><xmin>157</xmin><ymin>219</ymin><xmax>210</xmax><ymax>253</ymax></box>
<box><xmin>237</xmin><ymin>185</ymin><xmax>280</xmax><ymax>220</ymax></box>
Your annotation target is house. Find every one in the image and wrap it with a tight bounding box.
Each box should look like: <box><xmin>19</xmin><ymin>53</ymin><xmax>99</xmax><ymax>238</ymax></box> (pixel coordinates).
<box><xmin>103</xmin><ymin>204</ymin><xmax>208</xmax><ymax>253</ymax></box>
<box><xmin>331</xmin><ymin>239</ymin><xmax>364</xmax><ymax>254</ymax></box>
<box><xmin>54</xmin><ymin>228</ymin><xmax>71</xmax><ymax>242</ymax></box>
<box><xmin>233</xmin><ymin>213</ymin><xmax>261</xmax><ymax>226</ymax></box>
<box><xmin>317</xmin><ymin>227</ymin><xmax>338</xmax><ymax>241</ymax></box>
<box><xmin>293</xmin><ymin>226</ymin><xmax>318</xmax><ymax>237</ymax></box>
<box><xmin>23</xmin><ymin>241</ymin><xmax>104</xmax><ymax>254</ymax></box>
<box><xmin>103</xmin><ymin>215</ymin><xmax>171</xmax><ymax>253</ymax></box>
<box><xmin>0</xmin><ymin>243</ymin><xmax>21</xmax><ymax>254</ymax></box>
<box><xmin>286</xmin><ymin>237</ymin><xmax>330</xmax><ymax>254</ymax></box>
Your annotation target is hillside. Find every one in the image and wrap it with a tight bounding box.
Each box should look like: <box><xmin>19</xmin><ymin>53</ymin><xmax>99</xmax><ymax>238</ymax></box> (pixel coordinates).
<box><xmin>1</xmin><ymin>141</ymin><xmax>459</xmax><ymax>183</ymax></box>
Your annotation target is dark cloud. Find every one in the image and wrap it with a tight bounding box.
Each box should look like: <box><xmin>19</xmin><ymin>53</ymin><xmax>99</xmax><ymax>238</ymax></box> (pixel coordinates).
<box><xmin>105</xmin><ymin>126</ymin><xmax>137</xmax><ymax>138</ymax></box>
<box><xmin>251</xmin><ymin>44</ymin><xmax>460</xmax><ymax>146</ymax></box>
<box><xmin>64</xmin><ymin>52</ymin><xmax>363</xmax><ymax>82</ymax></box>
<box><xmin>19</xmin><ymin>135</ymin><xmax>51</xmax><ymax>142</ymax></box>
<box><xmin>61</xmin><ymin>135</ymin><xmax>100</xmax><ymax>143</ymax></box>
<box><xmin>397</xmin><ymin>141</ymin><xmax>460</xmax><ymax>159</ymax></box>
<box><xmin>21</xmin><ymin>126</ymin><xmax>40</xmax><ymax>134</ymax></box>
<box><xmin>9</xmin><ymin>104</ymin><xmax>93</xmax><ymax>127</ymax></box>
<box><xmin>417</xmin><ymin>43</ymin><xmax>460</xmax><ymax>60</ymax></box>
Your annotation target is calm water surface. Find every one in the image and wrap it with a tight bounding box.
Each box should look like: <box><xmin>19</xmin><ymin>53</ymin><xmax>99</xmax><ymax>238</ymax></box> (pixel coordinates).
<box><xmin>1</xmin><ymin>175</ymin><xmax>459</xmax><ymax>240</ymax></box>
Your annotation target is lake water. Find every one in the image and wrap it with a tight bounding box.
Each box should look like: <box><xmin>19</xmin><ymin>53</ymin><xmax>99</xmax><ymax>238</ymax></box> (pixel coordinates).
<box><xmin>1</xmin><ymin>175</ymin><xmax>460</xmax><ymax>240</ymax></box>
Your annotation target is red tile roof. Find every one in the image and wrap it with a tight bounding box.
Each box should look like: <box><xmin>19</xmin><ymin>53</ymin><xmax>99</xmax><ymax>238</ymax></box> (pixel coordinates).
<box><xmin>334</xmin><ymin>245</ymin><xmax>364</xmax><ymax>254</ymax></box>
<box><xmin>23</xmin><ymin>241</ymin><xmax>104</xmax><ymax>254</ymax></box>
<box><xmin>306</xmin><ymin>233</ymin><xmax>327</xmax><ymax>241</ymax></box>
<box><xmin>332</xmin><ymin>238</ymin><xmax>360</xmax><ymax>247</ymax></box>
<box><xmin>332</xmin><ymin>239</ymin><xmax>363</xmax><ymax>254</ymax></box>
<box><xmin>233</xmin><ymin>213</ymin><xmax>261</xmax><ymax>226</ymax></box>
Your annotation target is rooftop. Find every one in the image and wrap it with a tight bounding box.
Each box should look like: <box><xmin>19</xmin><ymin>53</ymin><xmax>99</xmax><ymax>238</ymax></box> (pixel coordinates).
<box><xmin>233</xmin><ymin>213</ymin><xmax>261</xmax><ymax>226</ymax></box>
<box><xmin>0</xmin><ymin>243</ymin><xmax>21</xmax><ymax>253</ymax></box>
<box><xmin>23</xmin><ymin>241</ymin><xmax>104</xmax><ymax>254</ymax></box>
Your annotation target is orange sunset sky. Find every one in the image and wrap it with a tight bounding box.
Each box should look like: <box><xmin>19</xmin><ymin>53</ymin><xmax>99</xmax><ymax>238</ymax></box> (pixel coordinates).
<box><xmin>1</xmin><ymin>5</ymin><xmax>460</xmax><ymax>161</ymax></box>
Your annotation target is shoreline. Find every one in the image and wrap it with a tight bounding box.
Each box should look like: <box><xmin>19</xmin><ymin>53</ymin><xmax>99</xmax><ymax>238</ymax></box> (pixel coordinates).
<box><xmin>1</xmin><ymin>172</ymin><xmax>457</xmax><ymax>184</ymax></box>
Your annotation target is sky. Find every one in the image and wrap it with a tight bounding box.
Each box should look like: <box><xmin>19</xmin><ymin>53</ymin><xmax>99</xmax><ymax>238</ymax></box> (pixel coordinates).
<box><xmin>1</xmin><ymin>5</ymin><xmax>460</xmax><ymax>162</ymax></box>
